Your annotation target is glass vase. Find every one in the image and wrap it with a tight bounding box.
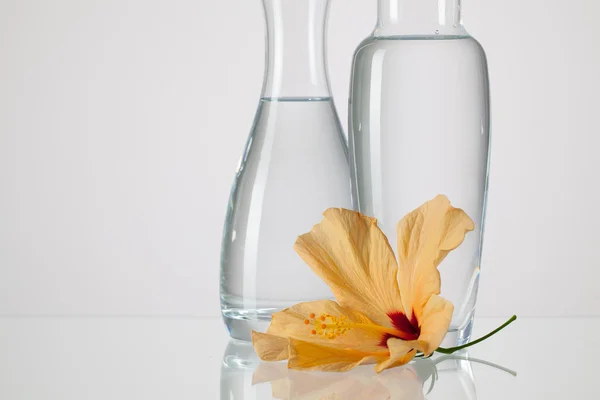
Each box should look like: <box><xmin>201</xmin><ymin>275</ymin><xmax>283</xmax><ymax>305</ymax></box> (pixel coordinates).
<box><xmin>348</xmin><ymin>0</ymin><xmax>490</xmax><ymax>346</ymax></box>
<box><xmin>220</xmin><ymin>0</ymin><xmax>352</xmax><ymax>341</ymax></box>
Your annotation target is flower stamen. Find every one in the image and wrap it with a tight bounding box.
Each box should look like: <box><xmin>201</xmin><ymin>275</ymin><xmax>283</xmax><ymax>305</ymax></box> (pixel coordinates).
<box><xmin>305</xmin><ymin>313</ymin><xmax>410</xmax><ymax>341</ymax></box>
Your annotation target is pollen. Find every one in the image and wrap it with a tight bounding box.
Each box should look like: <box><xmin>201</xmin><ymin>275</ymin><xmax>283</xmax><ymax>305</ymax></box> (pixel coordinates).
<box><xmin>309</xmin><ymin>313</ymin><xmax>316</xmax><ymax>319</ymax></box>
<box><xmin>304</xmin><ymin>319</ymin><xmax>310</xmax><ymax>325</ymax></box>
<box><xmin>308</xmin><ymin>313</ymin><xmax>352</xmax><ymax>340</ymax></box>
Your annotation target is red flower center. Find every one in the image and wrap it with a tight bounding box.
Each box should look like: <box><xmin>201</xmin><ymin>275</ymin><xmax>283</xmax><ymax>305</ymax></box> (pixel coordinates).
<box><xmin>378</xmin><ymin>311</ymin><xmax>420</xmax><ymax>347</ymax></box>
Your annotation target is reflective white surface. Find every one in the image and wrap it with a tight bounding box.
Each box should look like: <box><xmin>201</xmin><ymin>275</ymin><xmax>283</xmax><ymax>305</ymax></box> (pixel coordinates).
<box><xmin>0</xmin><ymin>317</ymin><xmax>597</xmax><ymax>399</ymax></box>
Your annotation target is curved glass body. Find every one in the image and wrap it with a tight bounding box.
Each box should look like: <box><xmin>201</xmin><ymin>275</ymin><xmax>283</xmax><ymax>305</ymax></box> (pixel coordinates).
<box><xmin>220</xmin><ymin>0</ymin><xmax>352</xmax><ymax>341</ymax></box>
<box><xmin>349</xmin><ymin>0</ymin><xmax>490</xmax><ymax>345</ymax></box>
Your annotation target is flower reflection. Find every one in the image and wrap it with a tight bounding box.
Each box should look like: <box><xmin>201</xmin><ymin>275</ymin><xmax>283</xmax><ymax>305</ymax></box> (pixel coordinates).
<box><xmin>253</xmin><ymin>362</ymin><xmax>424</xmax><ymax>400</ymax></box>
<box><xmin>220</xmin><ymin>340</ymin><xmax>516</xmax><ymax>400</ymax></box>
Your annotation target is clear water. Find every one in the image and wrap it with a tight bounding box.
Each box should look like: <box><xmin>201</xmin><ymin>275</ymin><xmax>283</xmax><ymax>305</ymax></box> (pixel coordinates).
<box><xmin>349</xmin><ymin>35</ymin><xmax>490</xmax><ymax>341</ymax></box>
<box><xmin>220</xmin><ymin>97</ymin><xmax>352</xmax><ymax>340</ymax></box>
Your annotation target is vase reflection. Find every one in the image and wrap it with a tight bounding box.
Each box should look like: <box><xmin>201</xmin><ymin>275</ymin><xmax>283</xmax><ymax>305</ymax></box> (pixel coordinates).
<box><xmin>220</xmin><ymin>340</ymin><xmax>516</xmax><ymax>400</ymax></box>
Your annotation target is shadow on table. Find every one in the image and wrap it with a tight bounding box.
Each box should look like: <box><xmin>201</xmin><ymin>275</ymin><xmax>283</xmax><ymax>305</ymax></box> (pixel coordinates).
<box><xmin>220</xmin><ymin>339</ymin><xmax>516</xmax><ymax>400</ymax></box>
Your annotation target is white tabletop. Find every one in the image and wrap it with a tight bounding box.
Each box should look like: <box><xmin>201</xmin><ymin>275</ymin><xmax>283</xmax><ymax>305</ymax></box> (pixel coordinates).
<box><xmin>0</xmin><ymin>316</ymin><xmax>597</xmax><ymax>399</ymax></box>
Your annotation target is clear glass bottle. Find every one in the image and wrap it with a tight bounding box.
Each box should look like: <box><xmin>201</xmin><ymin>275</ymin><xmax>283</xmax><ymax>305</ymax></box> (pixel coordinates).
<box><xmin>349</xmin><ymin>0</ymin><xmax>490</xmax><ymax>346</ymax></box>
<box><xmin>220</xmin><ymin>0</ymin><xmax>352</xmax><ymax>341</ymax></box>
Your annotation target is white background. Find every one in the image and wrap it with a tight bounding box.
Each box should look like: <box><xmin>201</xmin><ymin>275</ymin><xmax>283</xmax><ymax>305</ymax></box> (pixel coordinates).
<box><xmin>0</xmin><ymin>0</ymin><xmax>598</xmax><ymax>318</ymax></box>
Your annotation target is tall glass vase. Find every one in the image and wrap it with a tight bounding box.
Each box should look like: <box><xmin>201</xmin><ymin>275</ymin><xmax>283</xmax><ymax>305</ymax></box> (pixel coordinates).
<box><xmin>220</xmin><ymin>0</ymin><xmax>351</xmax><ymax>341</ymax></box>
<box><xmin>348</xmin><ymin>0</ymin><xmax>490</xmax><ymax>346</ymax></box>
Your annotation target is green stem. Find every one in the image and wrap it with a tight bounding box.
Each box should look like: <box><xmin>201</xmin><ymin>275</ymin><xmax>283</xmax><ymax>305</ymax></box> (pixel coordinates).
<box><xmin>436</xmin><ymin>315</ymin><xmax>517</xmax><ymax>354</ymax></box>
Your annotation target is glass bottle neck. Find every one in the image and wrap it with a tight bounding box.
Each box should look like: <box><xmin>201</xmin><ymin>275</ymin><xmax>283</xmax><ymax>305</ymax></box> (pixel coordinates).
<box><xmin>374</xmin><ymin>0</ymin><xmax>467</xmax><ymax>37</ymax></box>
<box><xmin>261</xmin><ymin>0</ymin><xmax>332</xmax><ymax>100</ymax></box>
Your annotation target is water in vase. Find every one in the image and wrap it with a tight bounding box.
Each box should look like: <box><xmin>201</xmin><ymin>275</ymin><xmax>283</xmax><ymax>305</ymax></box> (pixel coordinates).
<box><xmin>349</xmin><ymin>0</ymin><xmax>491</xmax><ymax>346</ymax></box>
<box><xmin>220</xmin><ymin>0</ymin><xmax>352</xmax><ymax>341</ymax></box>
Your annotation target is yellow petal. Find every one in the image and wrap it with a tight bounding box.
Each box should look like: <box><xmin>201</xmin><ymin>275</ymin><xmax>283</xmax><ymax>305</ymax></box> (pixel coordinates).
<box><xmin>256</xmin><ymin>300</ymin><xmax>428</xmax><ymax>373</ymax></box>
<box><xmin>412</xmin><ymin>294</ymin><xmax>454</xmax><ymax>356</ymax></box>
<box><xmin>374</xmin><ymin>339</ymin><xmax>416</xmax><ymax>373</ymax></box>
<box><xmin>294</xmin><ymin>208</ymin><xmax>404</xmax><ymax>327</ymax></box>
<box><xmin>396</xmin><ymin>195</ymin><xmax>474</xmax><ymax>319</ymax></box>
<box><xmin>252</xmin><ymin>331</ymin><xmax>289</xmax><ymax>361</ymax></box>
<box><xmin>266</xmin><ymin>300</ymin><xmax>397</xmax><ymax>353</ymax></box>
<box><xmin>288</xmin><ymin>338</ymin><xmax>381</xmax><ymax>372</ymax></box>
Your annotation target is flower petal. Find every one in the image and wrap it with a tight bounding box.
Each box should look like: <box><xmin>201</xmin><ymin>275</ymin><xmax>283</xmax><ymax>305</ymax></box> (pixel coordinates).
<box><xmin>294</xmin><ymin>208</ymin><xmax>404</xmax><ymax>327</ymax></box>
<box><xmin>413</xmin><ymin>294</ymin><xmax>454</xmax><ymax>356</ymax></box>
<box><xmin>252</xmin><ymin>331</ymin><xmax>289</xmax><ymax>361</ymax></box>
<box><xmin>288</xmin><ymin>338</ymin><xmax>380</xmax><ymax>372</ymax></box>
<box><xmin>396</xmin><ymin>195</ymin><xmax>474</xmax><ymax>319</ymax></box>
<box><xmin>266</xmin><ymin>300</ymin><xmax>393</xmax><ymax>353</ymax></box>
<box><xmin>374</xmin><ymin>339</ymin><xmax>416</xmax><ymax>373</ymax></box>
<box><xmin>397</xmin><ymin>295</ymin><xmax>454</xmax><ymax>356</ymax></box>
